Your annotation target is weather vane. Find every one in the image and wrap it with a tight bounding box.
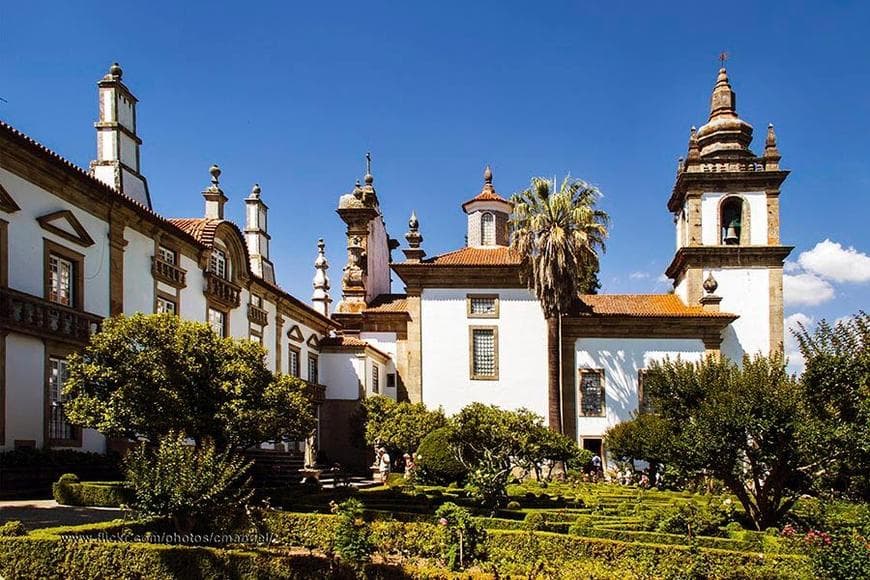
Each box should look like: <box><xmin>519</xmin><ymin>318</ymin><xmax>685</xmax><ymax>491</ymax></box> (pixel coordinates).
<box><xmin>719</xmin><ymin>51</ymin><xmax>729</xmax><ymax>67</ymax></box>
<box><xmin>365</xmin><ymin>152</ymin><xmax>372</xmax><ymax>175</ymax></box>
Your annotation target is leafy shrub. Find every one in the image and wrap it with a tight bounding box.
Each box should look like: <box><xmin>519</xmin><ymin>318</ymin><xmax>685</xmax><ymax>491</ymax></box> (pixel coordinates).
<box><xmin>124</xmin><ymin>431</ymin><xmax>253</xmax><ymax>531</ymax></box>
<box><xmin>808</xmin><ymin>529</ymin><xmax>870</xmax><ymax>580</ymax></box>
<box><xmin>416</xmin><ymin>427</ymin><xmax>467</xmax><ymax>485</ymax></box>
<box><xmin>332</xmin><ymin>498</ymin><xmax>373</xmax><ymax>564</ymax></box>
<box><xmin>506</xmin><ymin>501</ymin><xmax>521</xmax><ymax>510</ymax></box>
<box><xmin>435</xmin><ymin>502</ymin><xmax>487</xmax><ymax>570</ymax></box>
<box><xmin>0</xmin><ymin>448</ymin><xmax>120</xmax><ymax>470</ymax></box>
<box><xmin>52</xmin><ymin>477</ymin><xmax>132</xmax><ymax>507</ymax></box>
<box><xmin>0</xmin><ymin>521</ymin><xmax>26</xmax><ymax>536</ymax></box>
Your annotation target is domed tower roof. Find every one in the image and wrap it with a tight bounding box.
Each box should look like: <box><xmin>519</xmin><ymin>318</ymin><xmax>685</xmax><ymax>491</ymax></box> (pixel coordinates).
<box><xmin>696</xmin><ymin>67</ymin><xmax>755</xmax><ymax>159</ymax></box>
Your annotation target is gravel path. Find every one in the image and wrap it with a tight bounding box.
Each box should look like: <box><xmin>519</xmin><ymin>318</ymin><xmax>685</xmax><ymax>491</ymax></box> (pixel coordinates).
<box><xmin>0</xmin><ymin>499</ymin><xmax>124</xmax><ymax>530</ymax></box>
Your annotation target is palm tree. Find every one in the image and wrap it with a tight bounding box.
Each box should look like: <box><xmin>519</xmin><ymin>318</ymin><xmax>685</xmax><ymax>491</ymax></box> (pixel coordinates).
<box><xmin>510</xmin><ymin>176</ymin><xmax>609</xmax><ymax>433</ymax></box>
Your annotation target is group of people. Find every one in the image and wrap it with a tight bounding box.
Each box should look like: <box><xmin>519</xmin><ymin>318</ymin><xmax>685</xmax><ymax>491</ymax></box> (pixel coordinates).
<box><xmin>373</xmin><ymin>446</ymin><xmax>416</xmax><ymax>484</ymax></box>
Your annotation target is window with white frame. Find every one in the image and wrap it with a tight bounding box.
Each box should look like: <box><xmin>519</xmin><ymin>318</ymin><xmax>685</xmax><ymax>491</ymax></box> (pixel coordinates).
<box><xmin>209</xmin><ymin>248</ymin><xmax>228</xmax><ymax>280</ymax></box>
<box><xmin>158</xmin><ymin>245</ymin><xmax>177</xmax><ymax>265</ymax></box>
<box><xmin>579</xmin><ymin>369</ymin><xmax>605</xmax><ymax>417</ymax></box>
<box><xmin>208</xmin><ymin>307</ymin><xmax>227</xmax><ymax>337</ymax></box>
<box><xmin>308</xmin><ymin>354</ymin><xmax>319</xmax><ymax>384</ymax></box>
<box><xmin>372</xmin><ymin>363</ymin><xmax>380</xmax><ymax>393</ymax></box>
<box><xmin>48</xmin><ymin>254</ymin><xmax>74</xmax><ymax>306</ymax></box>
<box><xmin>48</xmin><ymin>357</ymin><xmax>74</xmax><ymax>441</ymax></box>
<box><xmin>480</xmin><ymin>212</ymin><xmax>495</xmax><ymax>246</ymax></box>
<box><xmin>470</xmin><ymin>327</ymin><xmax>498</xmax><ymax>379</ymax></box>
<box><xmin>288</xmin><ymin>346</ymin><xmax>300</xmax><ymax>377</ymax></box>
<box><xmin>157</xmin><ymin>295</ymin><xmax>177</xmax><ymax>315</ymax></box>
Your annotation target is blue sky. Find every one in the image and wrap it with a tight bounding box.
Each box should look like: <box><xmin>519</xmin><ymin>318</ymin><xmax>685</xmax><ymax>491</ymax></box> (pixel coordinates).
<box><xmin>2</xmin><ymin>1</ymin><xmax>868</xmax><ymax>367</ymax></box>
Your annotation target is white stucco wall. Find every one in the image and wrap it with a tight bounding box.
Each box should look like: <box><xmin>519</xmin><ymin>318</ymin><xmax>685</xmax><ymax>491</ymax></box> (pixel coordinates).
<box><xmin>712</xmin><ymin>267</ymin><xmax>770</xmax><ymax>361</ymax></box>
<box><xmin>320</xmin><ymin>352</ymin><xmax>364</xmax><ymax>400</ymax></box>
<box><xmin>574</xmin><ymin>337</ymin><xmax>706</xmax><ymax>440</ymax></box>
<box><xmin>700</xmin><ymin>191</ymin><xmax>767</xmax><ymax>246</ymax></box>
<box><xmin>420</xmin><ymin>288</ymin><xmax>548</xmax><ymax>418</ymax></box>
<box><xmin>123</xmin><ymin>228</ymin><xmax>154</xmax><ymax>315</ymax></box>
<box><xmin>4</xmin><ymin>334</ymin><xmax>46</xmax><ymax>448</ymax></box>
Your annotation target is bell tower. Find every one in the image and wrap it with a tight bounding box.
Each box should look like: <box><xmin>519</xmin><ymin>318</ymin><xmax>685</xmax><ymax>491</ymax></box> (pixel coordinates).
<box><xmin>665</xmin><ymin>65</ymin><xmax>793</xmax><ymax>358</ymax></box>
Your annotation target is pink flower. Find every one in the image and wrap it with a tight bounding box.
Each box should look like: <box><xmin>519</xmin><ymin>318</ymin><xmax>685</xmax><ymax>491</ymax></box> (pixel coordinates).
<box><xmin>439</xmin><ymin>517</ymin><xmax>448</xmax><ymax>526</ymax></box>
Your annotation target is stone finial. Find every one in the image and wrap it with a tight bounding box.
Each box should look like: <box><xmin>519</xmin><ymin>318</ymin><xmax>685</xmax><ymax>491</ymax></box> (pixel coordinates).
<box><xmin>203</xmin><ymin>164</ymin><xmax>227</xmax><ymax>219</ymax></box>
<box><xmin>403</xmin><ymin>210</ymin><xmax>426</xmax><ymax>262</ymax></box>
<box><xmin>700</xmin><ymin>272</ymin><xmax>722</xmax><ymax>312</ymax></box>
<box><xmin>484</xmin><ymin>165</ymin><xmax>493</xmax><ymax>185</ymax></box>
<box><xmin>312</xmin><ymin>238</ymin><xmax>332</xmax><ymax>317</ymax></box>
<box><xmin>108</xmin><ymin>62</ymin><xmax>123</xmax><ymax>79</ymax></box>
<box><xmin>764</xmin><ymin>123</ymin><xmax>781</xmax><ymax>170</ymax></box>
<box><xmin>703</xmin><ymin>272</ymin><xmax>719</xmax><ymax>294</ymax></box>
<box><xmin>364</xmin><ymin>152</ymin><xmax>374</xmax><ymax>185</ymax></box>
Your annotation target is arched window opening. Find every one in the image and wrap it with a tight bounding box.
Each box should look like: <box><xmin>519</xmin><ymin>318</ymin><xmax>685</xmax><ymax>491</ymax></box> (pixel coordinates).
<box><xmin>481</xmin><ymin>212</ymin><xmax>495</xmax><ymax>246</ymax></box>
<box><xmin>720</xmin><ymin>198</ymin><xmax>743</xmax><ymax>245</ymax></box>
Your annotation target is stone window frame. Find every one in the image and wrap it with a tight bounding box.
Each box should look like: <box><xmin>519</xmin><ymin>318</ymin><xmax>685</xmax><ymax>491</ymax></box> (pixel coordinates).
<box><xmin>155</xmin><ymin>290</ymin><xmax>178</xmax><ymax>315</ymax></box>
<box><xmin>157</xmin><ymin>244</ymin><xmax>178</xmax><ymax>266</ymax></box>
<box><xmin>466</xmin><ymin>293</ymin><xmax>500</xmax><ymax>319</ymax></box>
<box><xmin>44</xmin><ymin>239</ymin><xmax>85</xmax><ymax>310</ymax></box>
<box><xmin>45</xmin><ymin>342</ymin><xmax>82</xmax><ymax>447</ymax></box>
<box><xmin>469</xmin><ymin>325</ymin><xmax>499</xmax><ymax>381</ymax></box>
<box><xmin>717</xmin><ymin>195</ymin><xmax>751</xmax><ymax>246</ymax></box>
<box><xmin>371</xmin><ymin>362</ymin><xmax>380</xmax><ymax>393</ymax></box>
<box><xmin>209</xmin><ymin>246</ymin><xmax>229</xmax><ymax>281</ymax></box>
<box><xmin>307</xmin><ymin>353</ymin><xmax>319</xmax><ymax>384</ymax></box>
<box><xmin>206</xmin><ymin>304</ymin><xmax>229</xmax><ymax>338</ymax></box>
<box><xmin>288</xmin><ymin>344</ymin><xmax>301</xmax><ymax>377</ymax></box>
<box><xmin>579</xmin><ymin>368</ymin><xmax>606</xmax><ymax>417</ymax></box>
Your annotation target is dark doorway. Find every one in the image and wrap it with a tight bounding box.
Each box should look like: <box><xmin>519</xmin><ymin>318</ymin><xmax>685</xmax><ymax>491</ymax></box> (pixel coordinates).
<box><xmin>582</xmin><ymin>437</ymin><xmax>602</xmax><ymax>457</ymax></box>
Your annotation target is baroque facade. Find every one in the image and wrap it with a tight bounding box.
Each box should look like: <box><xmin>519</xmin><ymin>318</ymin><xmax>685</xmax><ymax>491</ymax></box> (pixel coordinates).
<box><xmin>0</xmin><ymin>64</ymin><xmax>790</xmax><ymax>468</ymax></box>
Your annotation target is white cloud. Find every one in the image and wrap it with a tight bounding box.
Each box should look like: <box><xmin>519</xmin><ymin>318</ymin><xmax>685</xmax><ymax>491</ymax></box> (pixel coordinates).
<box><xmin>657</xmin><ymin>274</ymin><xmax>670</xmax><ymax>284</ymax></box>
<box><xmin>797</xmin><ymin>239</ymin><xmax>870</xmax><ymax>283</ymax></box>
<box><xmin>784</xmin><ymin>313</ymin><xmax>813</xmax><ymax>374</ymax></box>
<box><xmin>783</xmin><ymin>273</ymin><xmax>835</xmax><ymax>307</ymax></box>
<box><xmin>629</xmin><ymin>271</ymin><xmax>650</xmax><ymax>280</ymax></box>
<box><xmin>784</xmin><ymin>260</ymin><xmax>800</xmax><ymax>273</ymax></box>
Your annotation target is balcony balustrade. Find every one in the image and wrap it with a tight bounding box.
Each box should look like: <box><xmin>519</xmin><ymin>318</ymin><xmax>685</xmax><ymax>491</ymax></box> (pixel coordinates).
<box><xmin>204</xmin><ymin>272</ymin><xmax>241</xmax><ymax>309</ymax></box>
<box><xmin>248</xmin><ymin>303</ymin><xmax>269</xmax><ymax>326</ymax></box>
<box><xmin>151</xmin><ymin>256</ymin><xmax>187</xmax><ymax>288</ymax></box>
<box><xmin>0</xmin><ymin>287</ymin><xmax>101</xmax><ymax>345</ymax></box>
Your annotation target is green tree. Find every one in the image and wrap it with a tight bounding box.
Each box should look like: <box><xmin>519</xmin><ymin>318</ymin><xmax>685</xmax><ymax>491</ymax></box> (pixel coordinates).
<box><xmin>794</xmin><ymin>312</ymin><xmax>870</xmax><ymax>500</ymax></box>
<box><xmin>606</xmin><ymin>354</ymin><xmax>820</xmax><ymax>530</ymax></box>
<box><xmin>63</xmin><ymin>313</ymin><xmax>315</xmax><ymax>449</ymax></box>
<box><xmin>510</xmin><ymin>176</ymin><xmax>609</xmax><ymax>433</ymax></box>
<box><xmin>362</xmin><ymin>395</ymin><xmax>446</xmax><ymax>456</ymax></box>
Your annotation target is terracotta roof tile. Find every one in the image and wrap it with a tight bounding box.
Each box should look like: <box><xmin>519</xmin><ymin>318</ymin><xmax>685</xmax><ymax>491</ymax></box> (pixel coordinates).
<box><xmin>167</xmin><ymin>218</ymin><xmax>223</xmax><ymax>246</ymax></box>
<box><xmin>320</xmin><ymin>335</ymin><xmax>391</xmax><ymax>359</ymax></box>
<box><xmin>576</xmin><ymin>294</ymin><xmax>734</xmax><ymax>318</ymax></box>
<box><xmin>365</xmin><ymin>294</ymin><xmax>409</xmax><ymax>312</ymax></box>
<box><xmin>423</xmin><ymin>246</ymin><xmax>522</xmax><ymax>266</ymax></box>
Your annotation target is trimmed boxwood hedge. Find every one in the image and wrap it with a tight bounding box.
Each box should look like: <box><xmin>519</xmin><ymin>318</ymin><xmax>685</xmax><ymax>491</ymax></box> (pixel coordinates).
<box><xmin>51</xmin><ymin>474</ymin><xmax>133</xmax><ymax>507</ymax></box>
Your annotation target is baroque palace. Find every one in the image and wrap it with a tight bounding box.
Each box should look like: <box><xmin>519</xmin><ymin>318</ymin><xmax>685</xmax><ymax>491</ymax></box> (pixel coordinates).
<box><xmin>0</xmin><ymin>64</ymin><xmax>790</xmax><ymax>468</ymax></box>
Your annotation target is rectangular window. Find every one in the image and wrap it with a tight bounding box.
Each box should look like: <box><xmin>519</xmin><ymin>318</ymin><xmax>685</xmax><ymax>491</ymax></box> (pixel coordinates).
<box><xmin>48</xmin><ymin>357</ymin><xmax>75</xmax><ymax>442</ymax></box>
<box><xmin>637</xmin><ymin>369</ymin><xmax>651</xmax><ymax>414</ymax></box>
<box><xmin>208</xmin><ymin>307</ymin><xmax>227</xmax><ymax>337</ymax></box>
<box><xmin>308</xmin><ymin>354</ymin><xmax>319</xmax><ymax>384</ymax></box>
<box><xmin>250</xmin><ymin>327</ymin><xmax>263</xmax><ymax>346</ymax></box>
<box><xmin>288</xmin><ymin>346</ymin><xmax>300</xmax><ymax>377</ymax></box>
<box><xmin>470</xmin><ymin>326</ymin><xmax>498</xmax><ymax>379</ymax></box>
<box><xmin>157</xmin><ymin>245</ymin><xmax>177</xmax><ymax>265</ymax></box>
<box><xmin>156</xmin><ymin>295</ymin><xmax>177</xmax><ymax>315</ymax></box>
<box><xmin>251</xmin><ymin>294</ymin><xmax>263</xmax><ymax>308</ymax></box>
<box><xmin>49</xmin><ymin>254</ymin><xmax>74</xmax><ymax>306</ymax></box>
<box><xmin>467</xmin><ymin>294</ymin><xmax>499</xmax><ymax>318</ymax></box>
<box><xmin>579</xmin><ymin>369</ymin><xmax>605</xmax><ymax>417</ymax></box>
<box><xmin>209</xmin><ymin>248</ymin><xmax>227</xmax><ymax>280</ymax></box>
<box><xmin>372</xmin><ymin>364</ymin><xmax>379</xmax><ymax>393</ymax></box>
<box><xmin>386</xmin><ymin>373</ymin><xmax>396</xmax><ymax>390</ymax></box>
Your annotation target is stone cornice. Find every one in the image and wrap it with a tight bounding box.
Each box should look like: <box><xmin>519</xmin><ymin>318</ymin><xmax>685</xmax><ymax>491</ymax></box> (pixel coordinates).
<box><xmin>391</xmin><ymin>263</ymin><xmax>524</xmax><ymax>291</ymax></box>
<box><xmin>665</xmin><ymin>246</ymin><xmax>793</xmax><ymax>279</ymax></box>
<box><xmin>562</xmin><ymin>313</ymin><xmax>736</xmax><ymax>343</ymax></box>
<box><xmin>667</xmin><ymin>170</ymin><xmax>790</xmax><ymax>213</ymax></box>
